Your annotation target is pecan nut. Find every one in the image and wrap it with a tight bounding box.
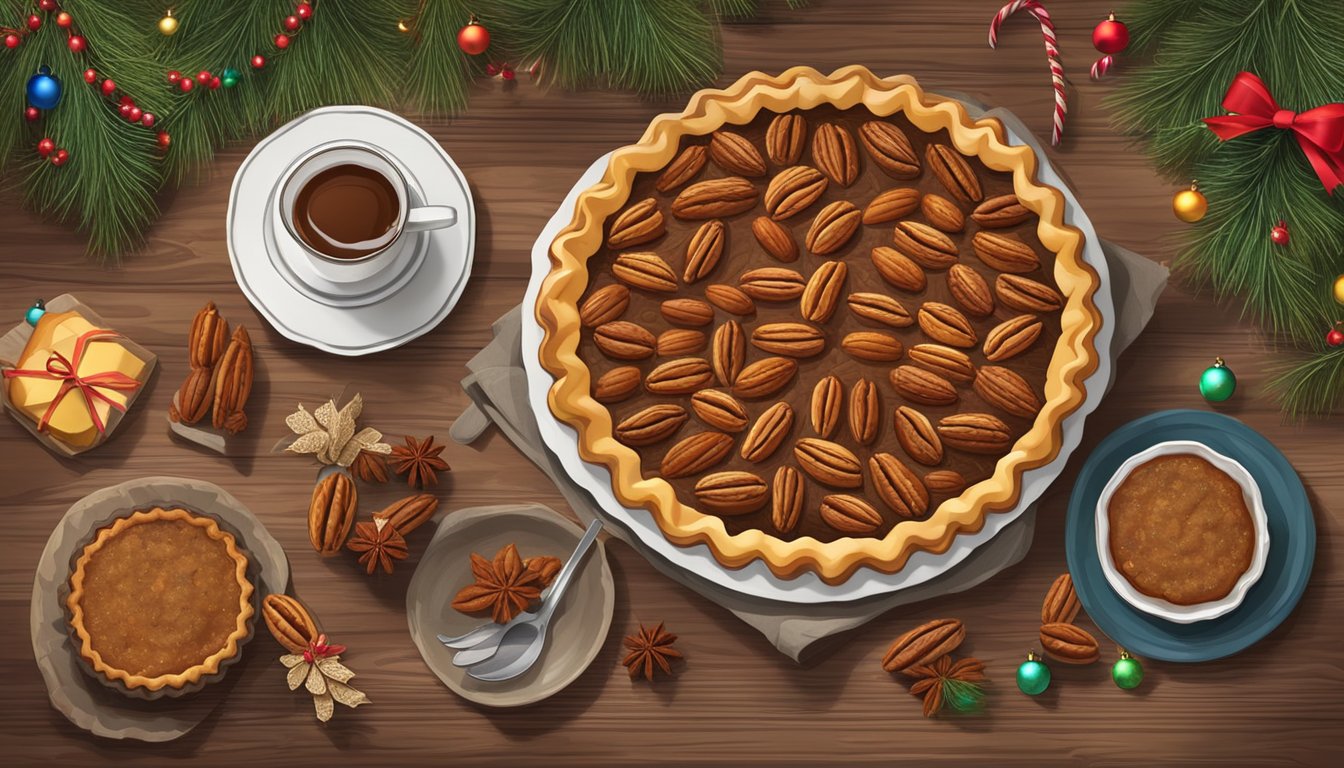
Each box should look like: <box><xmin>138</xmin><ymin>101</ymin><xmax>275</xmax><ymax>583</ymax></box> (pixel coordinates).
<box><xmin>819</xmin><ymin>494</ymin><xmax>883</xmax><ymax>534</ymax></box>
<box><xmin>694</xmin><ymin>471</ymin><xmax>769</xmax><ymax>515</ymax></box>
<box><xmin>765</xmin><ymin>113</ymin><xmax>807</xmax><ymax>166</ymax></box>
<box><xmin>308</xmin><ymin>471</ymin><xmax>357</xmax><ymax>555</ymax></box>
<box><xmin>211</xmin><ymin>326</ymin><xmax>253</xmax><ymax>434</ymax></box>
<box><xmin>812</xmin><ymin>122</ymin><xmax>860</xmax><ymax>187</ymax></box>
<box><xmin>615</xmin><ymin>404</ymin><xmax>690</xmax><ymax>446</ymax></box>
<box><xmin>373</xmin><ymin>493</ymin><xmax>440</xmax><ymax>535</ymax></box>
<box><xmin>710</xmin><ymin>130</ymin><xmax>768</xmax><ymax>177</ymax></box>
<box><xmin>859</xmin><ymin>121</ymin><xmax>920</xmax><ymax>178</ymax></box>
<box><xmin>263</xmin><ymin>594</ymin><xmax>320</xmax><ymax>654</ymax></box>
<box><xmin>764</xmin><ymin>165</ymin><xmax>828</xmax><ymax>221</ymax></box>
<box><xmin>881</xmin><ymin>618</ymin><xmax>965</xmax><ymax>674</ymax></box>
<box><xmin>188</xmin><ymin>301</ymin><xmax>230</xmax><ymax>368</ymax></box>
<box><xmin>579</xmin><ymin>284</ymin><xmax>631</xmax><ymax>327</ymax></box>
<box><xmin>607</xmin><ymin>197</ymin><xmax>666</xmax><ymax>249</ymax></box>
<box><xmin>655</xmin><ymin>145</ymin><xmax>708</xmax><ymax>193</ymax></box>
<box><xmin>671</xmin><ymin>177</ymin><xmax>759</xmax><ymax>219</ymax></box>
<box><xmin>1041</xmin><ymin>573</ymin><xmax>1081</xmax><ymax>625</ymax></box>
<box><xmin>171</xmin><ymin>367</ymin><xmax>214</xmax><ymax>425</ymax></box>
<box><xmin>1040</xmin><ymin>622</ymin><xmax>1100</xmax><ymax>665</ymax></box>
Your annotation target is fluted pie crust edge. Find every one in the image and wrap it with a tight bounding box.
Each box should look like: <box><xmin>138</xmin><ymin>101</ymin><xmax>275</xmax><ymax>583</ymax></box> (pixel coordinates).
<box><xmin>66</xmin><ymin>506</ymin><xmax>256</xmax><ymax>691</ymax></box>
<box><xmin>536</xmin><ymin>66</ymin><xmax>1102</xmax><ymax>584</ymax></box>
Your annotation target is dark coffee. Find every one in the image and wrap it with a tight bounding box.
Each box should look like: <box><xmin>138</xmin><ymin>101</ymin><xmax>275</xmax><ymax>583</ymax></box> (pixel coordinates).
<box><xmin>292</xmin><ymin>163</ymin><xmax>400</xmax><ymax>260</ymax></box>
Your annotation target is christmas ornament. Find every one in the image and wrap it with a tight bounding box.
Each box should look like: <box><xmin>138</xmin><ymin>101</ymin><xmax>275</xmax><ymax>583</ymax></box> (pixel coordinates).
<box><xmin>67</xmin><ymin>35</ymin><xmax>84</xmax><ymax>53</ymax></box>
<box><xmin>51</xmin><ymin>148</ymin><xmax>69</xmax><ymax>166</ymax></box>
<box><xmin>1333</xmin><ymin>274</ymin><xmax>1344</xmax><ymax>305</ymax></box>
<box><xmin>1111</xmin><ymin>649</ymin><xmax>1144</xmax><ymax>690</ymax></box>
<box><xmin>1326</xmin><ymin>323</ymin><xmax>1344</xmax><ymax>348</ymax></box>
<box><xmin>988</xmin><ymin>1</ymin><xmax>1065</xmax><ymax>145</ymax></box>
<box><xmin>100</xmin><ymin>78</ymin><xmax>115</xmax><ymax>97</ymax></box>
<box><xmin>196</xmin><ymin>70</ymin><xmax>212</xmax><ymax>85</ymax></box>
<box><xmin>1090</xmin><ymin>12</ymin><xmax>1128</xmax><ymax>79</ymax></box>
<box><xmin>167</xmin><ymin>70</ymin><xmax>182</xmax><ymax>84</ymax></box>
<box><xmin>27</xmin><ymin>14</ymin><xmax>41</xmax><ymax>31</ymax></box>
<box><xmin>284</xmin><ymin>15</ymin><xmax>301</xmax><ymax>32</ymax></box>
<box><xmin>1016</xmin><ymin>651</ymin><xmax>1051</xmax><ymax>695</ymax></box>
<box><xmin>1270</xmin><ymin>220</ymin><xmax>1290</xmax><ymax>246</ymax></box>
<box><xmin>179</xmin><ymin>76</ymin><xmax>194</xmax><ymax>92</ymax></box>
<box><xmin>251</xmin><ymin>54</ymin><xmax>266</xmax><ymax>69</ymax></box>
<box><xmin>1199</xmin><ymin>358</ymin><xmax>1237</xmax><ymax>403</ymax></box>
<box><xmin>26</xmin><ymin>67</ymin><xmax>62</xmax><ymax>111</ymax></box>
<box><xmin>298</xmin><ymin>4</ymin><xmax>314</xmax><ymax>21</ymax></box>
<box><xmin>1204</xmin><ymin>71</ymin><xmax>1344</xmax><ymax>195</ymax></box>
<box><xmin>128</xmin><ymin>106</ymin><xmax>142</xmax><ymax>123</ymax></box>
<box><xmin>140</xmin><ymin>113</ymin><xmax>155</xmax><ymax>127</ymax></box>
<box><xmin>275</xmin><ymin>33</ymin><xmax>290</xmax><ymax>49</ymax></box>
<box><xmin>456</xmin><ymin>15</ymin><xmax>490</xmax><ymax>56</ymax></box>
<box><xmin>82</xmin><ymin>68</ymin><xmax>96</xmax><ymax>84</ymax></box>
<box><xmin>25</xmin><ymin>300</ymin><xmax>46</xmax><ymax>328</ymax></box>
<box><xmin>24</xmin><ymin>106</ymin><xmax>40</xmax><ymax>121</ymax></box>
<box><xmin>4</xmin><ymin>33</ymin><xmax>19</xmax><ymax>49</ymax></box>
<box><xmin>158</xmin><ymin>10</ymin><xmax>179</xmax><ymax>36</ymax></box>
<box><xmin>37</xmin><ymin>138</ymin><xmax>55</xmax><ymax>157</ymax></box>
<box><xmin>1173</xmin><ymin>182</ymin><xmax>1207</xmax><ymax>223</ymax></box>
<box><xmin>55</xmin><ymin>11</ymin><xmax>72</xmax><ymax>29</ymax></box>
<box><xmin>221</xmin><ymin>67</ymin><xmax>240</xmax><ymax>88</ymax></box>
<box><xmin>208</xmin><ymin>75</ymin><xmax>221</xmax><ymax>90</ymax></box>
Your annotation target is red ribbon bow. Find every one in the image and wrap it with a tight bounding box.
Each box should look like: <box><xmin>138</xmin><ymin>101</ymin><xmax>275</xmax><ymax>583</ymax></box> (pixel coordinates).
<box><xmin>1203</xmin><ymin>71</ymin><xmax>1344</xmax><ymax>194</ymax></box>
<box><xmin>2</xmin><ymin>328</ymin><xmax>143</xmax><ymax>436</ymax></box>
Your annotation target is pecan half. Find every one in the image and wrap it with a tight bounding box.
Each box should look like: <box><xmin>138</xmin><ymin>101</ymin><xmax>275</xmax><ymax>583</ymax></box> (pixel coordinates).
<box><xmin>211</xmin><ymin>326</ymin><xmax>253</xmax><ymax>434</ymax></box>
<box><xmin>308</xmin><ymin>472</ymin><xmax>357</xmax><ymax>555</ymax></box>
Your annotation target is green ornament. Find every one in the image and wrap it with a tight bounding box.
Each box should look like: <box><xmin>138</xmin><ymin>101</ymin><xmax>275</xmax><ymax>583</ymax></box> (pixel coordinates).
<box><xmin>24</xmin><ymin>299</ymin><xmax>46</xmax><ymax>327</ymax></box>
<box><xmin>1112</xmin><ymin>650</ymin><xmax>1144</xmax><ymax>690</ymax></box>
<box><xmin>1016</xmin><ymin>651</ymin><xmax>1051</xmax><ymax>696</ymax></box>
<box><xmin>221</xmin><ymin>68</ymin><xmax>241</xmax><ymax>88</ymax></box>
<box><xmin>1199</xmin><ymin>357</ymin><xmax>1236</xmax><ymax>402</ymax></box>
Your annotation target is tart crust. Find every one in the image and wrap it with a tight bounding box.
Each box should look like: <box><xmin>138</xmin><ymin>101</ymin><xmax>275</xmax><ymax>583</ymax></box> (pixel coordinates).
<box><xmin>66</xmin><ymin>506</ymin><xmax>255</xmax><ymax>691</ymax></box>
<box><xmin>536</xmin><ymin>66</ymin><xmax>1102</xmax><ymax>584</ymax></box>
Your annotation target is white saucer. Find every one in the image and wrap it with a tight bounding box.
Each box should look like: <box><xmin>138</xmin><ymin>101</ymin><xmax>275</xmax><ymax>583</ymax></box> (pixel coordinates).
<box><xmin>227</xmin><ymin>106</ymin><xmax>475</xmax><ymax>356</ymax></box>
<box><xmin>521</xmin><ymin>106</ymin><xmax>1117</xmax><ymax>604</ymax></box>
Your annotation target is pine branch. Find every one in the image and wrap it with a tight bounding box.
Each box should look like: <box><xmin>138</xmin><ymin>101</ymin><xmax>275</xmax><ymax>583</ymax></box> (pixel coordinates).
<box><xmin>403</xmin><ymin>0</ymin><xmax>473</xmax><ymax>114</ymax></box>
<box><xmin>1271</xmin><ymin>347</ymin><xmax>1344</xmax><ymax>419</ymax></box>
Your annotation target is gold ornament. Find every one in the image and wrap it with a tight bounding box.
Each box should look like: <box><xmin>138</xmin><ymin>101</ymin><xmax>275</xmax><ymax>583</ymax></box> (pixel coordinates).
<box><xmin>158</xmin><ymin>10</ymin><xmax>179</xmax><ymax>36</ymax></box>
<box><xmin>1333</xmin><ymin>273</ymin><xmax>1344</xmax><ymax>305</ymax></box>
<box><xmin>1173</xmin><ymin>181</ymin><xmax>1207</xmax><ymax>223</ymax></box>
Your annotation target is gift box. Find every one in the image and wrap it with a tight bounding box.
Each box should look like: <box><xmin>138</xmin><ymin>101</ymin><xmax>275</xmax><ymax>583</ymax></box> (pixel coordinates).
<box><xmin>0</xmin><ymin>295</ymin><xmax>157</xmax><ymax>456</ymax></box>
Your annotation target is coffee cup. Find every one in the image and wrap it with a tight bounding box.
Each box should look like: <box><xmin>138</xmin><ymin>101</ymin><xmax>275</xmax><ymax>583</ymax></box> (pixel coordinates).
<box><xmin>277</xmin><ymin>141</ymin><xmax>456</xmax><ymax>283</ymax></box>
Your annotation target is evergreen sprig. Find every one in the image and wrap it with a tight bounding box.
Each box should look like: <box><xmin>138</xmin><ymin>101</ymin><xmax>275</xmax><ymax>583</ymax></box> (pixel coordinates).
<box><xmin>1110</xmin><ymin>0</ymin><xmax>1344</xmax><ymax>417</ymax></box>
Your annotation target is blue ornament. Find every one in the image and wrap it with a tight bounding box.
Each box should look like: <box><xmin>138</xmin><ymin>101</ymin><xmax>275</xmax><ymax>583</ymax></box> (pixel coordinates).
<box><xmin>25</xmin><ymin>299</ymin><xmax>47</xmax><ymax>328</ymax></box>
<box><xmin>27</xmin><ymin>66</ymin><xmax>63</xmax><ymax>110</ymax></box>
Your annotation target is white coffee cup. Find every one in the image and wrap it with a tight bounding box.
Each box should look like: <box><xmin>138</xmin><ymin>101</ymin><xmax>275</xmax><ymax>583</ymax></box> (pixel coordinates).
<box><xmin>277</xmin><ymin>141</ymin><xmax>456</xmax><ymax>283</ymax></box>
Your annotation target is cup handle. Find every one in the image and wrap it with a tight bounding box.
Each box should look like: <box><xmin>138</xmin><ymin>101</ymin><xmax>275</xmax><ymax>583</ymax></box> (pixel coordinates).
<box><xmin>404</xmin><ymin>205</ymin><xmax>457</xmax><ymax>232</ymax></box>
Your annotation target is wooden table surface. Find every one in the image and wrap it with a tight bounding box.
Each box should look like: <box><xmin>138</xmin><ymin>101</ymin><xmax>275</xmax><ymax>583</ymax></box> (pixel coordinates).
<box><xmin>2</xmin><ymin>2</ymin><xmax>1340</xmax><ymax>765</ymax></box>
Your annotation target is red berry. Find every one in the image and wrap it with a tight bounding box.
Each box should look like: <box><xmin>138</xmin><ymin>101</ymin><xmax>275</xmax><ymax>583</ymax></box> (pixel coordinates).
<box><xmin>56</xmin><ymin>11</ymin><xmax>72</xmax><ymax>28</ymax></box>
<box><xmin>501</xmin><ymin>68</ymin><xmax>515</xmax><ymax>81</ymax></box>
<box><xmin>179</xmin><ymin>77</ymin><xmax>194</xmax><ymax>92</ymax></box>
<box><xmin>167</xmin><ymin>70</ymin><xmax>182</xmax><ymax>84</ymax></box>
<box><xmin>275</xmin><ymin>33</ymin><xmax>290</xmax><ymax>49</ymax></box>
<box><xmin>1270</xmin><ymin>221</ymin><xmax>1290</xmax><ymax>246</ymax></box>
<box><xmin>196</xmin><ymin>70</ymin><xmax>212</xmax><ymax>84</ymax></box>
<box><xmin>51</xmin><ymin>148</ymin><xmax>69</xmax><ymax>166</ymax></box>
<box><xmin>209</xmin><ymin>76</ymin><xmax>221</xmax><ymax>90</ymax></box>
<box><xmin>37</xmin><ymin>138</ymin><xmax>55</xmax><ymax>157</ymax></box>
<box><xmin>25</xmin><ymin>106</ymin><xmax>40</xmax><ymax>121</ymax></box>
<box><xmin>157</xmin><ymin>131</ymin><xmax>171</xmax><ymax>148</ymax></box>
<box><xmin>128</xmin><ymin>107</ymin><xmax>143</xmax><ymax>122</ymax></box>
<box><xmin>1328</xmin><ymin>328</ymin><xmax>1344</xmax><ymax>347</ymax></box>
<box><xmin>485</xmin><ymin>63</ymin><xmax>499</xmax><ymax>76</ymax></box>
<box><xmin>4</xmin><ymin>34</ymin><xmax>19</xmax><ymax>49</ymax></box>
<box><xmin>251</xmin><ymin>54</ymin><xmax>266</xmax><ymax>69</ymax></box>
<box><xmin>119</xmin><ymin>103</ymin><xmax>132</xmax><ymax>118</ymax></box>
<box><xmin>67</xmin><ymin>35</ymin><xmax>85</xmax><ymax>53</ymax></box>
<box><xmin>27</xmin><ymin>14</ymin><xmax>42</xmax><ymax>30</ymax></box>
<box><xmin>83</xmin><ymin>68</ymin><xmax>97</xmax><ymax>83</ymax></box>
<box><xmin>140</xmin><ymin>112</ymin><xmax>155</xmax><ymax>127</ymax></box>
<box><xmin>101</xmin><ymin>79</ymin><xmax>116</xmax><ymax>96</ymax></box>
<box><xmin>284</xmin><ymin>15</ymin><xmax>301</xmax><ymax>31</ymax></box>
<box><xmin>297</xmin><ymin>3</ymin><xmax>313</xmax><ymax>20</ymax></box>
<box><xmin>39</xmin><ymin>0</ymin><xmax>56</xmax><ymax>11</ymax></box>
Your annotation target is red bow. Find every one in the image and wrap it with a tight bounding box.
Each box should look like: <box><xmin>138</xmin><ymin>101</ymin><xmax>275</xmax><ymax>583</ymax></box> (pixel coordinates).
<box><xmin>2</xmin><ymin>328</ymin><xmax>143</xmax><ymax>435</ymax></box>
<box><xmin>1203</xmin><ymin>71</ymin><xmax>1344</xmax><ymax>194</ymax></box>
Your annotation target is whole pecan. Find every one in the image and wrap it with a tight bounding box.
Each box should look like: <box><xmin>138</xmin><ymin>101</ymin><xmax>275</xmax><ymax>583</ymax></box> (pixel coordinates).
<box><xmin>308</xmin><ymin>472</ymin><xmax>357</xmax><ymax>555</ymax></box>
<box><xmin>263</xmin><ymin>594</ymin><xmax>320</xmax><ymax>654</ymax></box>
<box><xmin>211</xmin><ymin>326</ymin><xmax>253</xmax><ymax>434</ymax></box>
<box><xmin>372</xmin><ymin>493</ymin><xmax>440</xmax><ymax>535</ymax></box>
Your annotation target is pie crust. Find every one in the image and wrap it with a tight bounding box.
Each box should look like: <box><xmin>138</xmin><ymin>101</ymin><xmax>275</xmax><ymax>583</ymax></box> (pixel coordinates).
<box><xmin>66</xmin><ymin>506</ymin><xmax>255</xmax><ymax>691</ymax></box>
<box><xmin>536</xmin><ymin>67</ymin><xmax>1102</xmax><ymax>584</ymax></box>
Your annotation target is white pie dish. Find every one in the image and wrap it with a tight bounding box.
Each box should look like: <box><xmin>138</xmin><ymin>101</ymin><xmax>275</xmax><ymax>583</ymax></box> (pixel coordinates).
<box><xmin>1095</xmin><ymin>439</ymin><xmax>1270</xmax><ymax>624</ymax></box>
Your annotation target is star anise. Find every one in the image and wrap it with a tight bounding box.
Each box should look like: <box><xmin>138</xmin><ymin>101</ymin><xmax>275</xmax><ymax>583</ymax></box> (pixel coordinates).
<box><xmin>523</xmin><ymin>555</ymin><xmax>562</xmax><ymax>588</ymax></box>
<box><xmin>390</xmin><ymin>435</ymin><xmax>450</xmax><ymax>488</ymax></box>
<box><xmin>622</xmin><ymin>622</ymin><xmax>683</xmax><ymax>681</ymax></box>
<box><xmin>347</xmin><ymin>518</ymin><xmax>408</xmax><ymax>574</ymax></box>
<box><xmin>351</xmin><ymin>449</ymin><xmax>389</xmax><ymax>484</ymax></box>
<box><xmin>908</xmin><ymin>655</ymin><xmax>986</xmax><ymax>717</ymax></box>
<box><xmin>451</xmin><ymin>543</ymin><xmax>543</xmax><ymax>624</ymax></box>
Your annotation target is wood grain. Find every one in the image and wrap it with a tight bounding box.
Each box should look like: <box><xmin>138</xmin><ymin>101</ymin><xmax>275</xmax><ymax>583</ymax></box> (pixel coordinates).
<box><xmin>1</xmin><ymin>2</ymin><xmax>1340</xmax><ymax>765</ymax></box>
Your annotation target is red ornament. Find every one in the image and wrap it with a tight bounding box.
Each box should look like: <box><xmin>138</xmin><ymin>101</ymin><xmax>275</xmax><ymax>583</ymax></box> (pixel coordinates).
<box><xmin>456</xmin><ymin>17</ymin><xmax>490</xmax><ymax>56</ymax></box>
<box><xmin>39</xmin><ymin>0</ymin><xmax>57</xmax><ymax>11</ymax></box>
<box><xmin>51</xmin><ymin>149</ymin><xmax>69</xmax><ymax>166</ymax></box>
<box><xmin>157</xmin><ymin>130</ymin><xmax>171</xmax><ymax>148</ymax></box>
<box><xmin>167</xmin><ymin>70</ymin><xmax>182</xmax><ymax>84</ymax></box>
<box><xmin>179</xmin><ymin>76</ymin><xmax>194</xmax><ymax>92</ymax></box>
<box><xmin>100</xmin><ymin>79</ymin><xmax>116</xmax><ymax>96</ymax></box>
<box><xmin>209</xmin><ymin>75</ymin><xmax>221</xmax><ymax>90</ymax></box>
<box><xmin>119</xmin><ymin>103</ymin><xmax>132</xmax><ymax>118</ymax></box>
<box><xmin>140</xmin><ymin>112</ymin><xmax>155</xmax><ymax>127</ymax></box>
<box><xmin>1270</xmin><ymin>220</ymin><xmax>1290</xmax><ymax>246</ymax></box>
<box><xmin>297</xmin><ymin>3</ymin><xmax>313</xmax><ymax>20</ymax></box>
<box><xmin>55</xmin><ymin>11</ymin><xmax>72</xmax><ymax>28</ymax></box>
<box><xmin>27</xmin><ymin>14</ymin><xmax>42</xmax><ymax>31</ymax></box>
<box><xmin>3</xmin><ymin>34</ymin><xmax>19</xmax><ymax>50</ymax></box>
<box><xmin>1092</xmin><ymin>16</ymin><xmax>1129</xmax><ymax>53</ymax></box>
<box><xmin>37</xmin><ymin>138</ymin><xmax>55</xmax><ymax>157</ymax></box>
<box><xmin>196</xmin><ymin>70</ymin><xmax>212</xmax><ymax>84</ymax></box>
<box><xmin>83</xmin><ymin>68</ymin><xmax>97</xmax><ymax>83</ymax></box>
<box><xmin>251</xmin><ymin>54</ymin><xmax>266</xmax><ymax>69</ymax></box>
<box><xmin>275</xmin><ymin>33</ymin><xmax>290</xmax><ymax>49</ymax></box>
<box><xmin>128</xmin><ymin>106</ymin><xmax>143</xmax><ymax>122</ymax></box>
<box><xmin>24</xmin><ymin>106</ymin><xmax>40</xmax><ymax>121</ymax></box>
<box><xmin>284</xmin><ymin>15</ymin><xmax>301</xmax><ymax>31</ymax></box>
<box><xmin>67</xmin><ymin>34</ymin><xmax>85</xmax><ymax>53</ymax></box>
<box><xmin>1327</xmin><ymin>325</ymin><xmax>1344</xmax><ymax>347</ymax></box>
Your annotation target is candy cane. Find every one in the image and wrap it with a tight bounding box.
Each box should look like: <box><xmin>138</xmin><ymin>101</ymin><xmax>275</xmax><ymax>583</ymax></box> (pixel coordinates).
<box><xmin>988</xmin><ymin>0</ymin><xmax>1067</xmax><ymax>146</ymax></box>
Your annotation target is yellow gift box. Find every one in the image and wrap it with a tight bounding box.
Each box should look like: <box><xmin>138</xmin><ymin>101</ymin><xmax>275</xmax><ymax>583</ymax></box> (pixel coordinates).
<box><xmin>4</xmin><ymin>310</ymin><xmax>149</xmax><ymax>450</ymax></box>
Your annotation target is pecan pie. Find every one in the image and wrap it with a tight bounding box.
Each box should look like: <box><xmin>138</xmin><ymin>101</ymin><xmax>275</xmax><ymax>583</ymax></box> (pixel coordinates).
<box><xmin>537</xmin><ymin>68</ymin><xmax>1102</xmax><ymax>583</ymax></box>
<box><xmin>66</xmin><ymin>507</ymin><xmax>255</xmax><ymax>691</ymax></box>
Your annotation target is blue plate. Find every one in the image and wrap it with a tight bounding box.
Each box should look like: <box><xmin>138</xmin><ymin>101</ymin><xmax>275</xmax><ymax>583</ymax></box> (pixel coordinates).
<box><xmin>1065</xmin><ymin>409</ymin><xmax>1315</xmax><ymax>662</ymax></box>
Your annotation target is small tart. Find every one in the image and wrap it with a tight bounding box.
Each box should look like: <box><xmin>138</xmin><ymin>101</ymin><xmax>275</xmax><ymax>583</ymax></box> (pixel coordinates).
<box><xmin>66</xmin><ymin>507</ymin><xmax>255</xmax><ymax>691</ymax></box>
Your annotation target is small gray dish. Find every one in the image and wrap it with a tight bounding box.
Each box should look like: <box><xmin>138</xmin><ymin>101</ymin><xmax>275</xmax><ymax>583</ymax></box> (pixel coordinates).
<box><xmin>407</xmin><ymin>503</ymin><xmax>615</xmax><ymax>708</ymax></box>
